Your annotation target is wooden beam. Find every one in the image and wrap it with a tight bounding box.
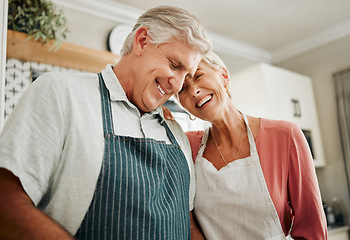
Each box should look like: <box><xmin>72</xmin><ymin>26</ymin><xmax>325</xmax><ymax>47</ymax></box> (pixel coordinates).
<box><xmin>6</xmin><ymin>29</ymin><xmax>120</xmax><ymax>73</ymax></box>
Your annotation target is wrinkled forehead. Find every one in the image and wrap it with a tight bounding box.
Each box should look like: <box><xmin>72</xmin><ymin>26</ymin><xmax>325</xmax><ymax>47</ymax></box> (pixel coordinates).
<box><xmin>161</xmin><ymin>38</ymin><xmax>201</xmax><ymax>66</ymax></box>
<box><xmin>187</xmin><ymin>53</ymin><xmax>202</xmax><ymax>77</ymax></box>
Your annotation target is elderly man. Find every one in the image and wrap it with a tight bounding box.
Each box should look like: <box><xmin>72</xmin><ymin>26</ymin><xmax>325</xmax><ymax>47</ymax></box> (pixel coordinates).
<box><xmin>0</xmin><ymin>5</ymin><xmax>211</xmax><ymax>239</ymax></box>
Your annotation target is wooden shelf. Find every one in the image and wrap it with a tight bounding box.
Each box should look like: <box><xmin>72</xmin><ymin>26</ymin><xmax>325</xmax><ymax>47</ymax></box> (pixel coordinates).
<box><xmin>6</xmin><ymin>29</ymin><xmax>120</xmax><ymax>73</ymax></box>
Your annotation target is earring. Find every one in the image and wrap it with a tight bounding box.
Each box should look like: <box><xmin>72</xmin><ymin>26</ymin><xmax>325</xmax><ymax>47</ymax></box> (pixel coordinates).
<box><xmin>189</xmin><ymin>114</ymin><xmax>196</xmax><ymax>121</ymax></box>
<box><xmin>226</xmin><ymin>87</ymin><xmax>231</xmax><ymax>98</ymax></box>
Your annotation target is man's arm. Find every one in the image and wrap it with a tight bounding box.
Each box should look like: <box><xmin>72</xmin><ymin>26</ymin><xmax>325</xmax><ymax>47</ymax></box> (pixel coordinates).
<box><xmin>0</xmin><ymin>168</ymin><xmax>74</xmax><ymax>239</ymax></box>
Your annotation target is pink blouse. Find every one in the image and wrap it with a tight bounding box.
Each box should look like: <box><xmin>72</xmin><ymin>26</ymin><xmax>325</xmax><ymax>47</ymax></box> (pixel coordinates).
<box><xmin>186</xmin><ymin>118</ymin><xmax>327</xmax><ymax>239</ymax></box>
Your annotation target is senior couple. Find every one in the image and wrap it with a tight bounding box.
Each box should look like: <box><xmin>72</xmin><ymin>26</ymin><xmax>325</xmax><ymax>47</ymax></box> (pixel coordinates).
<box><xmin>0</xmin><ymin>5</ymin><xmax>326</xmax><ymax>240</ymax></box>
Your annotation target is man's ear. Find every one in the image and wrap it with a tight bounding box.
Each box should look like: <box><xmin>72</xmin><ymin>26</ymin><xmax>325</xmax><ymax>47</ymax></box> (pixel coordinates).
<box><xmin>133</xmin><ymin>26</ymin><xmax>150</xmax><ymax>56</ymax></box>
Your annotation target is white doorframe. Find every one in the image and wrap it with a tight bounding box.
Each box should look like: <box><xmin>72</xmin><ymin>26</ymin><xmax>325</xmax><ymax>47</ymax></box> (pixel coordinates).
<box><xmin>0</xmin><ymin>0</ymin><xmax>8</xmax><ymax>130</ymax></box>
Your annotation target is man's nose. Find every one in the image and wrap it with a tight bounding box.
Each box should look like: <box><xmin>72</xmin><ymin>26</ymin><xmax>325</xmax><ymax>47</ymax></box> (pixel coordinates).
<box><xmin>169</xmin><ymin>74</ymin><xmax>186</xmax><ymax>93</ymax></box>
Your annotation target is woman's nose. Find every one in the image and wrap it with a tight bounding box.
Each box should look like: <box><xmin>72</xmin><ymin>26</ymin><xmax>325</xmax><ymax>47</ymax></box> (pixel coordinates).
<box><xmin>190</xmin><ymin>85</ymin><xmax>201</xmax><ymax>97</ymax></box>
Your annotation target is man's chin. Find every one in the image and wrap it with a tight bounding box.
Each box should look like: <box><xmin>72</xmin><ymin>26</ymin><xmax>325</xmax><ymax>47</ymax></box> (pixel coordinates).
<box><xmin>141</xmin><ymin>96</ymin><xmax>170</xmax><ymax>113</ymax></box>
<box><xmin>139</xmin><ymin>103</ymin><xmax>160</xmax><ymax>115</ymax></box>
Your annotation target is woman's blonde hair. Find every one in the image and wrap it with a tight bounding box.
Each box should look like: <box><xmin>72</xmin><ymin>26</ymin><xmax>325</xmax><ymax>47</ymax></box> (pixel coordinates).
<box><xmin>202</xmin><ymin>51</ymin><xmax>230</xmax><ymax>76</ymax></box>
<box><xmin>120</xmin><ymin>5</ymin><xmax>212</xmax><ymax>56</ymax></box>
<box><xmin>202</xmin><ymin>51</ymin><xmax>231</xmax><ymax>98</ymax></box>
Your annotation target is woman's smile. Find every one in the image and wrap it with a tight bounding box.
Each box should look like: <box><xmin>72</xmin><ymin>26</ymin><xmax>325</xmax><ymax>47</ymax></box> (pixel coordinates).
<box><xmin>196</xmin><ymin>94</ymin><xmax>213</xmax><ymax>108</ymax></box>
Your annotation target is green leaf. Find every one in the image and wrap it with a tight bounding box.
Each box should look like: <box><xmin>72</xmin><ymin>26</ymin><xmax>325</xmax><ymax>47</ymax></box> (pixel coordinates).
<box><xmin>8</xmin><ymin>0</ymin><xmax>69</xmax><ymax>50</ymax></box>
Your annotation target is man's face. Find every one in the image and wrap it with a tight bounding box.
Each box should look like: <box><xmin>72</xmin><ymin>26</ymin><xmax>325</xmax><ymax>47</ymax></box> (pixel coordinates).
<box><xmin>128</xmin><ymin>37</ymin><xmax>201</xmax><ymax>114</ymax></box>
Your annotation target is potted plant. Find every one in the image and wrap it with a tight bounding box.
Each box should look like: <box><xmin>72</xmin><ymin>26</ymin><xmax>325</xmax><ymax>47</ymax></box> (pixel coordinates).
<box><xmin>7</xmin><ymin>0</ymin><xmax>69</xmax><ymax>51</ymax></box>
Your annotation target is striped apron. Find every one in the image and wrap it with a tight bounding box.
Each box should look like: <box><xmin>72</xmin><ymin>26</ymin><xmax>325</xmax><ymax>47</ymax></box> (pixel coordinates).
<box><xmin>75</xmin><ymin>73</ymin><xmax>190</xmax><ymax>239</ymax></box>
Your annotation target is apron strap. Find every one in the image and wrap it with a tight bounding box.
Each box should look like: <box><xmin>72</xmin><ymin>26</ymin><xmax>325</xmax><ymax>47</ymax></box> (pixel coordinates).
<box><xmin>242</xmin><ymin>113</ymin><xmax>258</xmax><ymax>156</ymax></box>
<box><xmin>158</xmin><ymin>117</ymin><xmax>181</xmax><ymax>147</ymax></box>
<box><xmin>98</xmin><ymin>73</ymin><xmax>181</xmax><ymax>148</ymax></box>
<box><xmin>98</xmin><ymin>73</ymin><xmax>114</xmax><ymax>135</ymax></box>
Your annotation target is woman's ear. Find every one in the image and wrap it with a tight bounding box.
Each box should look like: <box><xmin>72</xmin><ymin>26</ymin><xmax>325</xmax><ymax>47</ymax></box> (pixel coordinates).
<box><xmin>220</xmin><ymin>67</ymin><xmax>230</xmax><ymax>88</ymax></box>
<box><xmin>132</xmin><ymin>26</ymin><xmax>149</xmax><ymax>56</ymax></box>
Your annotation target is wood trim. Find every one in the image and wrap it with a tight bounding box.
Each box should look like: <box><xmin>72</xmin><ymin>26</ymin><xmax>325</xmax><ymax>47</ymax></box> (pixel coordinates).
<box><xmin>6</xmin><ymin>29</ymin><xmax>120</xmax><ymax>73</ymax></box>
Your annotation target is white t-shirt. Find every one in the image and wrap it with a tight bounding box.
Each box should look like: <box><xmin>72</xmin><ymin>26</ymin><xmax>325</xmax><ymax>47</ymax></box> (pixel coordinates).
<box><xmin>0</xmin><ymin>65</ymin><xmax>194</xmax><ymax>235</ymax></box>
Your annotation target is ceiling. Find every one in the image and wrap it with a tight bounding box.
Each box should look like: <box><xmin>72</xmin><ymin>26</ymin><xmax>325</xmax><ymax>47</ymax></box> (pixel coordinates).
<box><xmin>105</xmin><ymin>0</ymin><xmax>350</xmax><ymax>64</ymax></box>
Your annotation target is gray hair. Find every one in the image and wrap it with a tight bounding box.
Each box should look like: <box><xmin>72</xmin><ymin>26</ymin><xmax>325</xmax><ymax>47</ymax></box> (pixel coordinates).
<box><xmin>202</xmin><ymin>51</ymin><xmax>230</xmax><ymax>76</ymax></box>
<box><xmin>202</xmin><ymin>51</ymin><xmax>231</xmax><ymax>98</ymax></box>
<box><xmin>120</xmin><ymin>5</ymin><xmax>211</xmax><ymax>56</ymax></box>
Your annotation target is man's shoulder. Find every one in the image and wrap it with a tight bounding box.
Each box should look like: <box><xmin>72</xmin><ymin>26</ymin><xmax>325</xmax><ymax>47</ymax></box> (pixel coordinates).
<box><xmin>39</xmin><ymin>71</ymin><xmax>96</xmax><ymax>83</ymax></box>
<box><xmin>33</xmin><ymin>71</ymin><xmax>98</xmax><ymax>94</ymax></box>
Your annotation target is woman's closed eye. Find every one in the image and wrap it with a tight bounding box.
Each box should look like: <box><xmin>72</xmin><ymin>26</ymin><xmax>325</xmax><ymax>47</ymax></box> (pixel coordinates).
<box><xmin>195</xmin><ymin>74</ymin><xmax>203</xmax><ymax>79</ymax></box>
<box><xmin>194</xmin><ymin>70</ymin><xmax>205</xmax><ymax>80</ymax></box>
<box><xmin>179</xmin><ymin>70</ymin><xmax>206</xmax><ymax>94</ymax></box>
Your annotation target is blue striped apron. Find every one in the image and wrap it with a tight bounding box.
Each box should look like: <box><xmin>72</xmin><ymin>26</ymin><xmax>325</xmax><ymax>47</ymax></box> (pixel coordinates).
<box><xmin>75</xmin><ymin>73</ymin><xmax>190</xmax><ymax>240</ymax></box>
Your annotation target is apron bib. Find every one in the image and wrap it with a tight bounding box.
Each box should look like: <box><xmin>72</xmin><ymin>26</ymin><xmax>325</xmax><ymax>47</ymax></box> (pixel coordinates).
<box><xmin>194</xmin><ymin>113</ymin><xmax>285</xmax><ymax>239</ymax></box>
<box><xmin>75</xmin><ymin>73</ymin><xmax>190</xmax><ymax>240</ymax></box>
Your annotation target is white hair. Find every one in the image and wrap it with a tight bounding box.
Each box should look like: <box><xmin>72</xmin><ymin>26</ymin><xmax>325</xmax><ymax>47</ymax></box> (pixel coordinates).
<box><xmin>202</xmin><ymin>51</ymin><xmax>231</xmax><ymax>97</ymax></box>
<box><xmin>202</xmin><ymin>51</ymin><xmax>230</xmax><ymax>76</ymax></box>
<box><xmin>120</xmin><ymin>5</ymin><xmax>211</xmax><ymax>56</ymax></box>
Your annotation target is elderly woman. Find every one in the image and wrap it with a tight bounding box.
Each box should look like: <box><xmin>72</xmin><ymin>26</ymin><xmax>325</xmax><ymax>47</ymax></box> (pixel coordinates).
<box><xmin>174</xmin><ymin>51</ymin><xmax>327</xmax><ymax>239</ymax></box>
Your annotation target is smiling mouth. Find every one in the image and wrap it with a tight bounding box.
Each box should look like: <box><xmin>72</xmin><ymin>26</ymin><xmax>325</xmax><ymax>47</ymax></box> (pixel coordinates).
<box><xmin>197</xmin><ymin>94</ymin><xmax>213</xmax><ymax>108</ymax></box>
<box><xmin>156</xmin><ymin>80</ymin><xmax>166</xmax><ymax>95</ymax></box>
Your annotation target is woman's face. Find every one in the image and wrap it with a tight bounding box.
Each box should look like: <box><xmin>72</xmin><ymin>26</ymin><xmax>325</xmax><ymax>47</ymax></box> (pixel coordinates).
<box><xmin>178</xmin><ymin>60</ymin><xmax>230</xmax><ymax>122</ymax></box>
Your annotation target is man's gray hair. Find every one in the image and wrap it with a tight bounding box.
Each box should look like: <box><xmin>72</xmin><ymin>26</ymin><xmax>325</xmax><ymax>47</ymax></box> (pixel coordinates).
<box><xmin>120</xmin><ymin>5</ymin><xmax>212</xmax><ymax>56</ymax></box>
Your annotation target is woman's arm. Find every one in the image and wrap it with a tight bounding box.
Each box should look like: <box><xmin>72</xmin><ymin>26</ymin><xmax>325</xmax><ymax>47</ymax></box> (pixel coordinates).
<box><xmin>288</xmin><ymin>125</ymin><xmax>327</xmax><ymax>239</ymax></box>
<box><xmin>186</xmin><ymin>131</ymin><xmax>206</xmax><ymax>239</ymax></box>
<box><xmin>190</xmin><ymin>211</ymin><xmax>205</xmax><ymax>239</ymax></box>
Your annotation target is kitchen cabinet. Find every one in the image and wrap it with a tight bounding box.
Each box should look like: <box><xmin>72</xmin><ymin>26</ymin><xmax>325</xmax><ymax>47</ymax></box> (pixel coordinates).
<box><xmin>230</xmin><ymin>63</ymin><xmax>326</xmax><ymax>167</ymax></box>
<box><xmin>264</xmin><ymin>68</ymin><xmax>317</xmax><ymax>124</ymax></box>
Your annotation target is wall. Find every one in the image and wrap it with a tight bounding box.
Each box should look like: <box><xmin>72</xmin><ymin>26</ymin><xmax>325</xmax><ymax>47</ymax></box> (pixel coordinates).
<box><xmin>61</xmin><ymin>6</ymin><xmax>119</xmax><ymax>51</ymax></box>
<box><xmin>60</xmin><ymin>5</ymin><xmax>259</xmax><ymax>74</ymax></box>
<box><xmin>4</xmin><ymin>58</ymin><xmax>84</xmax><ymax>124</ymax></box>
<box><xmin>277</xmin><ymin>34</ymin><xmax>350</xmax><ymax>224</ymax></box>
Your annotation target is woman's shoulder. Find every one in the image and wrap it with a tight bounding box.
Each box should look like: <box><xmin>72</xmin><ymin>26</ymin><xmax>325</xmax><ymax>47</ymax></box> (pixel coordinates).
<box><xmin>259</xmin><ymin>118</ymin><xmax>299</xmax><ymax>133</ymax></box>
<box><xmin>185</xmin><ymin>130</ymin><xmax>205</xmax><ymax>151</ymax></box>
<box><xmin>186</xmin><ymin>130</ymin><xmax>204</xmax><ymax>139</ymax></box>
<box><xmin>256</xmin><ymin>118</ymin><xmax>302</xmax><ymax>145</ymax></box>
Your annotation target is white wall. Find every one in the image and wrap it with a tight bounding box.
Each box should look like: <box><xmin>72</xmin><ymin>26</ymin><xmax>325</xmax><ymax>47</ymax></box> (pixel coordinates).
<box><xmin>59</xmin><ymin>3</ymin><xmax>261</xmax><ymax>73</ymax></box>
<box><xmin>61</xmin><ymin>6</ymin><xmax>119</xmax><ymax>51</ymax></box>
<box><xmin>277</xmin><ymin>34</ymin><xmax>350</xmax><ymax>224</ymax></box>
